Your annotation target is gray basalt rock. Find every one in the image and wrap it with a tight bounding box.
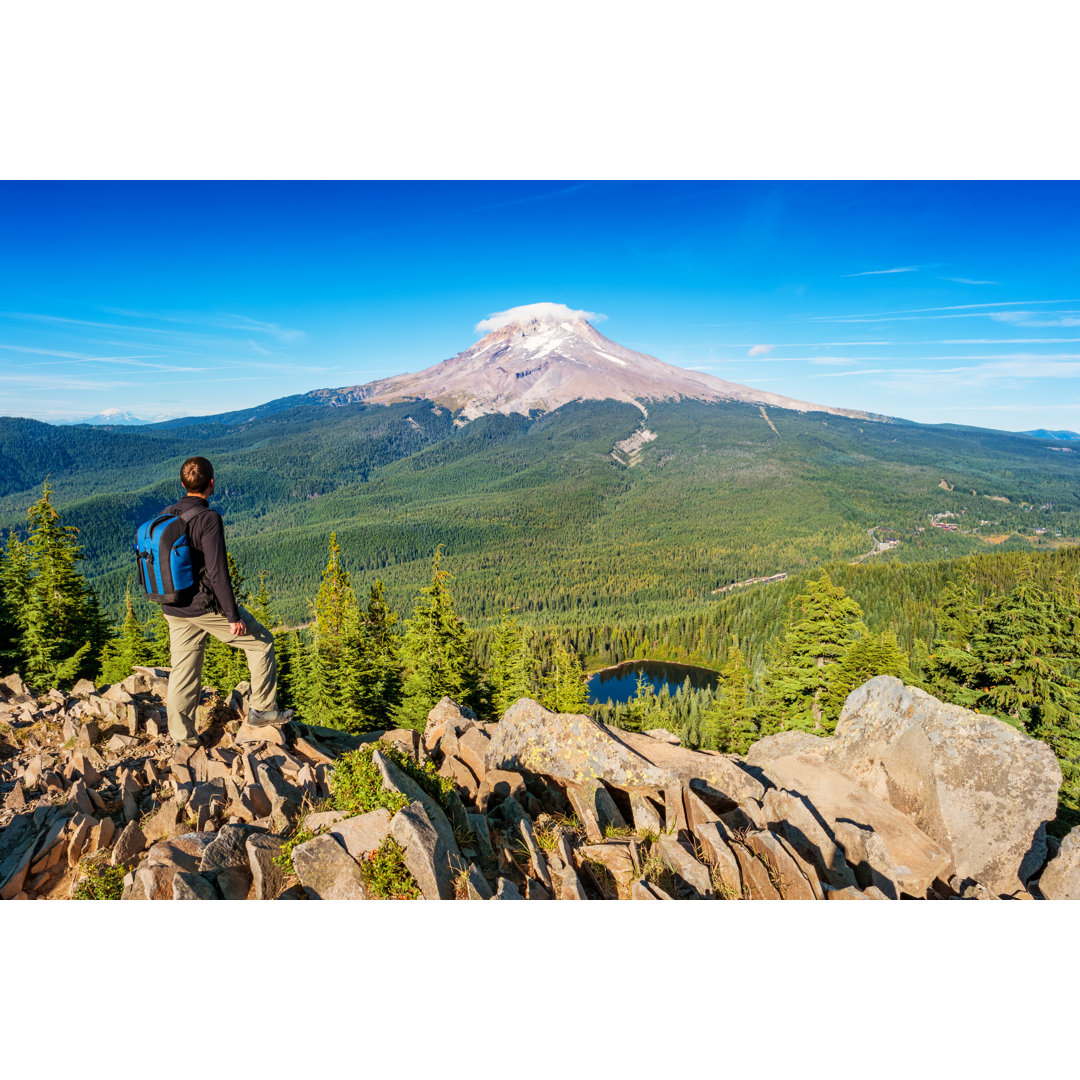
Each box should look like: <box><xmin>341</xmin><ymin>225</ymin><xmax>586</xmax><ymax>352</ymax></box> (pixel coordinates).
<box><xmin>110</xmin><ymin>820</ymin><xmax>147</xmax><ymax>868</ymax></box>
<box><xmin>172</xmin><ymin>871</ymin><xmax>220</xmax><ymax>900</ymax></box>
<box><xmin>1036</xmin><ymin>827</ymin><xmax>1080</xmax><ymax>899</ymax></box>
<box><xmin>654</xmin><ymin>833</ymin><xmax>713</xmax><ymax>899</ymax></box>
<box><xmin>371</xmin><ymin>748</ymin><xmax>459</xmax><ymax>859</ymax></box>
<box><xmin>199</xmin><ymin>824</ymin><xmax>255</xmax><ymax>899</ymax></box>
<box><xmin>485</xmin><ymin>698</ymin><xmax>666</xmax><ymax>789</ymax></box>
<box><xmin>291</xmin><ymin>834</ymin><xmax>369</xmax><ymax>900</ymax></box>
<box><xmin>745</xmin><ymin>729</ymin><xmax>832</xmax><ymax>767</ymax></box>
<box><xmin>758</xmin><ymin>751</ymin><xmax>952</xmax><ymax>898</ymax></box>
<box><xmin>759</xmin><ymin>786</ymin><xmax>856</xmax><ymax>891</ymax></box>
<box><xmin>330</xmin><ymin>808</ymin><xmax>392</xmax><ymax>860</ymax></box>
<box><xmin>565</xmin><ymin>778</ymin><xmax>627</xmax><ymax>842</ymax></box>
<box><xmin>246</xmin><ymin>833</ymin><xmax>287</xmax><ymax>899</ymax></box>
<box><xmin>492</xmin><ymin>876</ymin><xmax>524</xmax><ymax>899</ymax></box>
<box><xmin>828</xmin><ymin>676</ymin><xmax>1061</xmax><ymax>895</ymax></box>
<box><xmin>389</xmin><ymin>800</ymin><xmax>462</xmax><ymax>900</ymax></box>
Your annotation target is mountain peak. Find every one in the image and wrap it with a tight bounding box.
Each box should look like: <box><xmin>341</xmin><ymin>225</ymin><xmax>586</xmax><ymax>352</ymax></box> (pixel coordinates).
<box><xmin>318</xmin><ymin>306</ymin><xmax>873</xmax><ymax>423</ymax></box>
<box><xmin>474</xmin><ymin>301</ymin><xmax>602</xmax><ymax>334</ymax></box>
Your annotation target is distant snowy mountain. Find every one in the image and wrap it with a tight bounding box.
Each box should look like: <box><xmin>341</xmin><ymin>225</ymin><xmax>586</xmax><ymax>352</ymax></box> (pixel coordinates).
<box><xmin>63</xmin><ymin>409</ymin><xmax>160</xmax><ymax>426</ymax></box>
<box><xmin>309</xmin><ymin>302</ymin><xmax>873</xmax><ymax>422</ymax></box>
<box><xmin>1022</xmin><ymin>429</ymin><xmax>1080</xmax><ymax>441</ymax></box>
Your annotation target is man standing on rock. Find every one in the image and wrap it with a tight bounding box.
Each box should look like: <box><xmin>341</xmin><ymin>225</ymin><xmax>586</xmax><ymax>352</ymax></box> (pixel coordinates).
<box><xmin>162</xmin><ymin>456</ymin><xmax>292</xmax><ymax>746</ymax></box>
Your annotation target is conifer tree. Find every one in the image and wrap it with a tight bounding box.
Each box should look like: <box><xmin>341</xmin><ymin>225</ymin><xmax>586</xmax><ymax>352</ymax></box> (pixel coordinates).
<box><xmin>968</xmin><ymin>574</ymin><xmax>1080</xmax><ymax>732</ymax></box>
<box><xmin>0</xmin><ymin>531</ymin><xmax>30</xmax><ymax>673</ymax></box>
<box><xmin>98</xmin><ymin>588</ymin><xmax>152</xmax><ymax>684</ymax></box>
<box><xmin>823</xmin><ymin>630</ymin><xmax>915</xmax><ymax>718</ymax></box>
<box><xmin>490</xmin><ymin>609</ymin><xmax>535</xmax><ymax>716</ymax></box>
<box><xmin>7</xmin><ymin>481</ymin><xmax>105</xmax><ymax>688</ymax></box>
<box><xmin>304</xmin><ymin>532</ymin><xmax>360</xmax><ymax>728</ymax></box>
<box><xmin>344</xmin><ymin>580</ymin><xmax>403</xmax><ymax>731</ymax></box>
<box><xmin>395</xmin><ymin>547</ymin><xmax>482</xmax><ymax>729</ymax></box>
<box><xmin>704</xmin><ymin>643</ymin><xmax>758</xmax><ymax>753</ymax></box>
<box><xmin>148</xmin><ymin>608</ymin><xmax>172</xmax><ymax>668</ymax></box>
<box><xmin>540</xmin><ymin>633</ymin><xmax>589</xmax><ymax>714</ymax></box>
<box><xmin>760</xmin><ymin>571</ymin><xmax>865</xmax><ymax>735</ymax></box>
<box><xmin>925</xmin><ymin>572</ymin><xmax>981</xmax><ymax>703</ymax></box>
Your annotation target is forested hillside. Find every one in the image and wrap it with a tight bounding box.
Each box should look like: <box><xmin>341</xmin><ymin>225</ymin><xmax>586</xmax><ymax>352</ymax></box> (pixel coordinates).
<box><xmin>3</xmin><ymin>396</ymin><xmax>1078</xmax><ymax>631</ymax></box>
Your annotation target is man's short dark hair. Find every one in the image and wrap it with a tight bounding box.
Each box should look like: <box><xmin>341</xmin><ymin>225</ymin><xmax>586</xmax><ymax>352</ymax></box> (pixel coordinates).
<box><xmin>181</xmin><ymin>456</ymin><xmax>214</xmax><ymax>494</ymax></box>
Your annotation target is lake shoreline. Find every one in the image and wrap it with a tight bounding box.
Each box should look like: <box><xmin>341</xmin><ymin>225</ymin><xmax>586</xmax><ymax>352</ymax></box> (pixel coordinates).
<box><xmin>587</xmin><ymin>658</ymin><xmax>722</xmax><ymax>705</ymax></box>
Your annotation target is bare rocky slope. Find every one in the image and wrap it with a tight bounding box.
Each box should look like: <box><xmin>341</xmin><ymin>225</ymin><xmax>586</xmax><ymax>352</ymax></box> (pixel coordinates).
<box><xmin>312</xmin><ymin>307</ymin><xmax>872</xmax><ymax>423</ymax></box>
<box><xmin>1</xmin><ymin>670</ymin><xmax>1075</xmax><ymax>901</ymax></box>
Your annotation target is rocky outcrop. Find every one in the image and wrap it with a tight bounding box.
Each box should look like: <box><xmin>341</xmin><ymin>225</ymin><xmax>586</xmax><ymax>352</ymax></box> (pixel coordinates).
<box><xmin>827</xmin><ymin>676</ymin><xmax>1061</xmax><ymax>895</ymax></box>
<box><xmin>0</xmin><ymin>670</ymin><xmax>1068</xmax><ymax>901</ymax></box>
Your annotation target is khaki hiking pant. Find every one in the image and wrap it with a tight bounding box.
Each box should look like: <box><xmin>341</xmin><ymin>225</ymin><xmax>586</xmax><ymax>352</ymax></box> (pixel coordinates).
<box><xmin>164</xmin><ymin>605</ymin><xmax>278</xmax><ymax>740</ymax></box>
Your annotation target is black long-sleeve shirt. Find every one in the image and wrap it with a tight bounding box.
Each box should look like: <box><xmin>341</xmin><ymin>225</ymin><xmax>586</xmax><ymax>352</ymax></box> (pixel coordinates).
<box><xmin>160</xmin><ymin>494</ymin><xmax>241</xmax><ymax>623</ymax></box>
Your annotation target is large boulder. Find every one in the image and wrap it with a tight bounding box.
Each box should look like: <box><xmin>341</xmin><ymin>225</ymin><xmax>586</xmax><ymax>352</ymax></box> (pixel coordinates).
<box><xmin>745</xmin><ymin>729</ymin><xmax>833</xmax><ymax>767</ymax></box>
<box><xmin>619</xmin><ymin>729</ymin><xmax>765</xmax><ymax>805</ymax></box>
<box><xmin>486</xmin><ymin>699</ymin><xmax>666</xmax><ymax>788</ymax></box>
<box><xmin>759</xmin><ymin>751</ymin><xmax>952</xmax><ymax>898</ymax></box>
<box><xmin>486</xmin><ymin>698</ymin><xmax>762</xmax><ymax>807</ymax></box>
<box><xmin>1036</xmin><ymin>827</ymin><xmax>1080</xmax><ymax>899</ymax></box>
<box><xmin>829</xmin><ymin>676</ymin><xmax>1061</xmax><ymax>895</ymax></box>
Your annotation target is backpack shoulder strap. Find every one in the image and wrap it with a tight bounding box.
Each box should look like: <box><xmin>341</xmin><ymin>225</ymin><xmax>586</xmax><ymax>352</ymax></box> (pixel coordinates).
<box><xmin>177</xmin><ymin>504</ymin><xmax>213</xmax><ymax>526</ymax></box>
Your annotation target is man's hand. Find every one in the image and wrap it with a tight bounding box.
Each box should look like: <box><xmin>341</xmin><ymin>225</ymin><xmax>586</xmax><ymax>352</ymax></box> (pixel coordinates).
<box><xmin>230</xmin><ymin>619</ymin><xmax>247</xmax><ymax>637</ymax></box>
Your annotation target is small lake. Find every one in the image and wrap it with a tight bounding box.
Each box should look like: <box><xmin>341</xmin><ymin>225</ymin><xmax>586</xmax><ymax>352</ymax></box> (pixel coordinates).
<box><xmin>587</xmin><ymin>659</ymin><xmax>720</xmax><ymax>705</ymax></box>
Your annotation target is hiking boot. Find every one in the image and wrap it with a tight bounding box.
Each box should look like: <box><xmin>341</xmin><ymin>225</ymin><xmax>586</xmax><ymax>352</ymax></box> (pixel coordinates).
<box><xmin>247</xmin><ymin>707</ymin><xmax>294</xmax><ymax>728</ymax></box>
<box><xmin>174</xmin><ymin>734</ymin><xmax>204</xmax><ymax>748</ymax></box>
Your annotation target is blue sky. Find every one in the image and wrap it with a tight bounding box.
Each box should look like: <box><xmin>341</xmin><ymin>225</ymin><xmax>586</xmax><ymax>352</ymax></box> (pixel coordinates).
<box><xmin>2</xmin><ymin>180</ymin><xmax>1079</xmax><ymax>431</ymax></box>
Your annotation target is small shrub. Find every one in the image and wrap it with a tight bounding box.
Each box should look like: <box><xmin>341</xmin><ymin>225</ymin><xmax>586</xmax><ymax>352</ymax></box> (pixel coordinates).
<box><xmin>73</xmin><ymin>857</ymin><xmax>126</xmax><ymax>900</ymax></box>
<box><xmin>273</xmin><ymin>826</ymin><xmax>315</xmax><ymax>874</ymax></box>
<box><xmin>330</xmin><ymin>746</ymin><xmax>409</xmax><ymax>817</ymax></box>
<box><xmin>383</xmin><ymin>745</ymin><xmax>456</xmax><ymax>808</ymax></box>
<box><xmin>359</xmin><ymin>837</ymin><xmax>421</xmax><ymax>899</ymax></box>
<box><xmin>330</xmin><ymin>742</ymin><xmax>457</xmax><ymax>817</ymax></box>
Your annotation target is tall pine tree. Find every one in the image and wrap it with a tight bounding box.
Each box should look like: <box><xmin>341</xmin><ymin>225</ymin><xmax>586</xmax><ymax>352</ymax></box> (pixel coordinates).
<box><xmin>489</xmin><ymin>609</ymin><xmax>536</xmax><ymax>716</ymax></box>
<box><xmin>395</xmin><ymin>547</ymin><xmax>482</xmax><ymax>729</ymax></box>
<box><xmin>760</xmin><ymin>570</ymin><xmax>866</xmax><ymax>735</ymax></box>
<box><xmin>98</xmin><ymin>588</ymin><xmax>152</xmax><ymax>685</ymax></box>
<box><xmin>4</xmin><ymin>481</ymin><xmax>105</xmax><ymax>688</ymax></box>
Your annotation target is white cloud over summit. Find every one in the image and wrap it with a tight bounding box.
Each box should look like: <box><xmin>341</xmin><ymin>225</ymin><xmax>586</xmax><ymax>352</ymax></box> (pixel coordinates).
<box><xmin>475</xmin><ymin>302</ymin><xmax>606</xmax><ymax>334</ymax></box>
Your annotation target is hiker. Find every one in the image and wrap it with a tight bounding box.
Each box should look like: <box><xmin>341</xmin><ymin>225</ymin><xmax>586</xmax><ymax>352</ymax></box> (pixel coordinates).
<box><xmin>161</xmin><ymin>456</ymin><xmax>292</xmax><ymax>746</ymax></box>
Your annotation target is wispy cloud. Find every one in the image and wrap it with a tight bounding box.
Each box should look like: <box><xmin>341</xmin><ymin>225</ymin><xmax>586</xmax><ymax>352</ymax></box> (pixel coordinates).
<box><xmin>474</xmin><ymin>182</ymin><xmax>594</xmax><ymax>213</ymax></box>
<box><xmin>814</xmin><ymin>357</ymin><xmax>1080</xmax><ymax>388</ymax></box>
<box><xmin>748</xmin><ymin>344</ymin><xmax>774</xmax><ymax>357</ymax></box>
<box><xmin>944</xmin><ymin>277</ymin><xmax>998</xmax><ymax>285</ymax></box>
<box><xmin>989</xmin><ymin>311</ymin><xmax>1080</xmax><ymax>328</ymax></box>
<box><xmin>841</xmin><ymin>266</ymin><xmax>919</xmax><ymax>277</ymax></box>
<box><xmin>813</xmin><ymin>298</ymin><xmax>1080</xmax><ymax>321</ymax></box>
<box><xmin>4</xmin><ymin>309</ymin><xmax>306</xmax><ymax>344</ymax></box>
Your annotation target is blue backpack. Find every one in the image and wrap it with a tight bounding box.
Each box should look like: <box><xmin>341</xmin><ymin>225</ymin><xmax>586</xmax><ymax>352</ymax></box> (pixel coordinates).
<box><xmin>134</xmin><ymin>505</ymin><xmax>211</xmax><ymax>604</ymax></box>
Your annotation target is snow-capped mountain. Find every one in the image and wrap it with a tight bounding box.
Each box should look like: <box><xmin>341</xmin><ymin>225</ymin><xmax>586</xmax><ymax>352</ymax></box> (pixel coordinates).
<box><xmin>312</xmin><ymin>302</ymin><xmax>871</xmax><ymax>421</ymax></box>
<box><xmin>62</xmin><ymin>409</ymin><xmax>156</xmax><ymax>426</ymax></box>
